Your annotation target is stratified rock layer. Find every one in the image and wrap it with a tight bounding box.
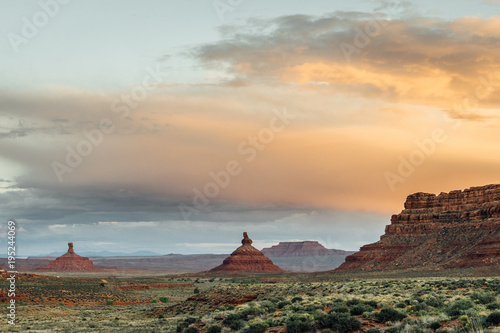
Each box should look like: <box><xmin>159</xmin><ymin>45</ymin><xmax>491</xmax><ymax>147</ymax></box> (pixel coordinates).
<box><xmin>262</xmin><ymin>241</ymin><xmax>354</xmax><ymax>257</ymax></box>
<box><xmin>37</xmin><ymin>243</ymin><xmax>99</xmax><ymax>272</ymax></box>
<box><xmin>337</xmin><ymin>184</ymin><xmax>500</xmax><ymax>271</ymax></box>
<box><xmin>210</xmin><ymin>233</ymin><xmax>283</xmax><ymax>272</ymax></box>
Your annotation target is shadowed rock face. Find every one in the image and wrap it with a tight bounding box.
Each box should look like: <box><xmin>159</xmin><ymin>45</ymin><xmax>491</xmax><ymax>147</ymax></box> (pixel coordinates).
<box><xmin>337</xmin><ymin>184</ymin><xmax>500</xmax><ymax>271</ymax></box>
<box><xmin>210</xmin><ymin>232</ymin><xmax>283</xmax><ymax>272</ymax></box>
<box><xmin>37</xmin><ymin>242</ymin><xmax>99</xmax><ymax>272</ymax></box>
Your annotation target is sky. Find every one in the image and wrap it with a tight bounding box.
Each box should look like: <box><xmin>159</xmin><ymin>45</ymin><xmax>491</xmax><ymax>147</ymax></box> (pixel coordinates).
<box><xmin>0</xmin><ymin>0</ymin><xmax>499</xmax><ymax>256</ymax></box>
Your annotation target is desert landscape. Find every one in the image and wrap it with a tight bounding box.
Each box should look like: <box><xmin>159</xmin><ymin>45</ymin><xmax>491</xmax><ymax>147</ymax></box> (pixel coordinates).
<box><xmin>2</xmin><ymin>0</ymin><xmax>500</xmax><ymax>332</ymax></box>
<box><xmin>2</xmin><ymin>185</ymin><xmax>500</xmax><ymax>332</ymax></box>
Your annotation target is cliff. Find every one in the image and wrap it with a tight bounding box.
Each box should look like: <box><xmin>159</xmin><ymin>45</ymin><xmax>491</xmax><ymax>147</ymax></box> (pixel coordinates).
<box><xmin>337</xmin><ymin>184</ymin><xmax>500</xmax><ymax>271</ymax></box>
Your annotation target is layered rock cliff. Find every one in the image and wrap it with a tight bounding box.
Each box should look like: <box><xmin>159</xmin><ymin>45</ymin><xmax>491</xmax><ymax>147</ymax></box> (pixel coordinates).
<box><xmin>210</xmin><ymin>232</ymin><xmax>283</xmax><ymax>272</ymax></box>
<box><xmin>262</xmin><ymin>241</ymin><xmax>354</xmax><ymax>257</ymax></box>
<box><xmin>37</xmin><ymin>243</ymin><xmax>99</xmax><ymax>272</ymax></box>
<box><xmin>337</xmin><ymin>184</ymin><xmax>500</xmax><ymax>271</ymax></box>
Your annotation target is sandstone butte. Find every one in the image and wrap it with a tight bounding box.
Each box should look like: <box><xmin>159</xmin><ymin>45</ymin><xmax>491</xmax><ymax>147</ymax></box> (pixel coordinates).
<box><xmin>337</xmin><ymin>184</ymin><xmax>500</xmax><ymax>272</ymax></box>
<box><xmin>210</xmin><ymin>232</ymin><xmax>283</xmax><ymax>272</ymax></box>
<box><xmin>37</xmin><ymin>242</ymin><xmax>99</xmax><ymax>272</ymax></box>
<box><xmin>261</xmin><ymin>241</ymin><xmax>354</xmax><ymax>257</ymax></box>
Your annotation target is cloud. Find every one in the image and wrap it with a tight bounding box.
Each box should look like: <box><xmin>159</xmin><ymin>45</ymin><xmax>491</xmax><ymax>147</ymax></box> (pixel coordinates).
<box><xmin>48</xmin><ymin>224</ymin><xmax>67</xmax><ymax>229</ymax></box>
<box><xmin>1</xmin><ymin>11</ymin><xmax>500</xmax><ymax>257</ymax></box>
<box><xmin>1</xmin><ymin>82</ymin><xmax>500</xmax><ymax>229</ymax></box>
<box><xmin>194</xmin><ymin>13</ymin><xmax>500</xmax><ymax>115</ymax></box>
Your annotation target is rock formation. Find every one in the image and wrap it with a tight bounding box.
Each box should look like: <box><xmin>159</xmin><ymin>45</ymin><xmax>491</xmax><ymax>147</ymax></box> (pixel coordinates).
<box><xmin>262</xmin><ymin>241</ymin><xmax>354</xmax><ymax>257</ymax></box>
<box><xmin>37</xmin><ymin>242</ymin><xmax>99</xmax><ymax>272</ymax></box>
<box><xmin>210</xmin><ymin>232</ymin><xmax>283</xmax><ymax>272</ymax></box>
<box><xmin>337</xmin><ymin>184</ymin><xmax>500</xmax><ymax>271</ymax></box>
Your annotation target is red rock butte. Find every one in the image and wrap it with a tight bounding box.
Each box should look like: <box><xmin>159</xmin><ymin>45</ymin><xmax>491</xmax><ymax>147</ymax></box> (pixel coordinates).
<box><xmin>37</xmin><ymin>242</ymin><xmax>99</xmax><ymax>272</ymax></box>
<box><xmin>262</xmin><ymin>241</ymin><xmax>353</xmax><ymax>257</ymax></box>
<box><xmin>337</xmin><ymin>184</ymin><xmax>500</xmax><ymax>272</ymax></box>
<box><xmin>210</xmin><ymin>232</ymin><xmax>283</xmax><ymax>272</ymax></box>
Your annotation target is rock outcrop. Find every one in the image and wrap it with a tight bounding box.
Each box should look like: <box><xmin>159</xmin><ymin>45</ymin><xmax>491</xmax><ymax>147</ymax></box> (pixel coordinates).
<box><xmin>262</xmin><ymin>241</ymin><xmax>354</xmax><ymax>257</ymax></box>
<box><xmin>210</xmin><ymin>232</ymin><xmax>283</xmax><ymax>272</ymax></box>
<box><xmin>337</xmin><ymin>184</ymin><xmax>500</xmax><ymax>271</ymax></box>
<box><xmin>37</xmin><ymin>243</ymin><xmax>99</xmax><ymax>272</ymax></box>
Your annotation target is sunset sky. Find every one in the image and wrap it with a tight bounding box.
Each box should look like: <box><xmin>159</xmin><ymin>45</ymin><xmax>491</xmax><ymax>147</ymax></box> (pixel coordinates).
<box><xmin>1</xmin><ymin>0</ymin><xmax>500</xmax><ymax>256</ymax></box>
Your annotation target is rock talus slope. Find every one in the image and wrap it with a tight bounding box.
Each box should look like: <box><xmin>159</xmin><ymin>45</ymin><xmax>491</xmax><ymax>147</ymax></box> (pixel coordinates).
<box><xmin>37</xmin><ymin>243</ymin><xmax>99</xmax><ymax>272</ymax></box>
<box><xmin>210</xmin><ymin>232</ymin><xmax>283</xmax><ymax>272</ymax></box>
<box><xmin>337</xmin><ymin>184</ymin><xmax>500</xmax><ymax>271</ymax></box>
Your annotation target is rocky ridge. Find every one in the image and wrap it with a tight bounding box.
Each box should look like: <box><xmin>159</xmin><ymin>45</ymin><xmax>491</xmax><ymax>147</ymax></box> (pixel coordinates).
<box><xmin>337</xmin><ymin>184</ymin><xmax>500</xmax><ymax>271</ymax></box>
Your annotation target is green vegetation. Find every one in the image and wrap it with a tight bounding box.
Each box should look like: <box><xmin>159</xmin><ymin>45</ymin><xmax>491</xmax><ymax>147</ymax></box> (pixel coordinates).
<box><xmin>2</xmin><ymin>274</ymin><xmax>500</xmax><ymax>332</ymax></box>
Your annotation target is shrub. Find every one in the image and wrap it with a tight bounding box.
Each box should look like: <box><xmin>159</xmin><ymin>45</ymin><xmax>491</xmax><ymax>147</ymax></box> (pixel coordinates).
<box><xmin>159</xmin><ymin>297</ymin><xmax>169</xmax><ymax>303</ymax></box>
<box><xmin>317</xmin><ymin>313</ymin><xmax>362</xmax><ymax>333</ymax></box>
<box><xmin>445</xmin><ymin>299</ymin><xmax>474</xmax><ymax>317</ymax></box>
<box><xmin>263</xmin><ymin>302</ymin><xmax>277</xmax><ymax>313</ymax></box>
<box><xmin>429</xmin><ymin>321</ymin><xmax>442</xmax><ymax>331</ymax></box>
<box><xmin>184</xmin><ymin>327</ymin><xmax>199</xmax><ymax>333</ymax></box>
<box><xmin>206</xmin><ymin>326</ymin><xmax>221</xmax><ymax>333</ymax></box>
<box><xmin>242</xmin><ymin>323</ymin><xmax>267</xmax><ymax>333</ymax></box>
<box><xmin>412</xmin><ymin>302</ymin><xmax>428</xmax><ymax>311</ymax></box>
<box><xmin>222</xmin><ymin>314</ymin><xmax>244</xmax><ymax>330</ymax></box>
<box><xmin>375</xmin><ymin>308</ymin><xmax>407</xmax><ymax>323</ymax></box>
<box><xmin>240</xmin><ymin>307</ymin><xmax>263</xmax><ymax>318</ymax></box>
<box><xmin>385</xmin><ymin>326</ymin><xmax>401</xmax><ymax>333</ymax></box>
<box><xmin>365</xmin><ymin>329</ymin><xmax>382</xmax><ymax>333</ymax></box>
<box><xmin>330</xmin><ymin>305</ymin><xmax>350</xmax><ymax>313</ymax></box>
<box><xmin>346</xmin><ymin>299</ymin><xmax>361</xmax><ymax>306</ymax></box>
<box><xmin>194</xmin><ymin>287</ymin><xmax>200</xmax><ymax>294</ymax></box>
<box><xmin>286</xmin><ymin>320</ymin><xmax>312</xmax><ymax>333</ymax></box>
<box><xmin>487</xmin><ymin>303</ymin><xmax>500</xmax><ymax>310</ymax></box>
<box><xmin>395</xmin><ymin>302</ymin><xmax>406</xmax><ymax>309</ymax></box>
<box><xmin>278</xmin><ymin>301</ymin><xmax>291</xmax><ymax>309</ymax></box>
<box><xmin>364</xmin><ymin>300</ymin><xmax>378</xmax><ymax>308</ymax></box>
<box><xmin>426</xmin><ymin>297</ymin><xmax>445</xmax><ymax>308</ymax></box>
<box><xmin>105</xmin><ymin>300</ymin><xmax>114</xmax><ymax>306</ymax></box>
<box><xmin>486</xmin><ymin>311</ymin><xmax>500</xmax><ymax>326</ymax></box>
<box><xmin>292</xmin><ymin>297</ymin><xmax>303</xmax><ymax>303</ymax></box>
<box><xmin>471</xmin><ymin>292</ymin><xmax>496</xmax><ymax>305</ymax></box>
<box><xmin>185</xmin><ymin>318</ymin><xmax>197</xmax><ymax>326</ymax></box>
<box><xmin>177</xmin><ymin>318</ymin><xmax>198</xmax><ymax>332</ymax></box>
<box><xmin>349</xmin><ymin>304</ymin><xmax>374</xmax><ymax>315</ymax></box>
<box><xmin>230</xmin><ymin>320</ymin><xmax>245</xmax><ymax>331</ymax></box>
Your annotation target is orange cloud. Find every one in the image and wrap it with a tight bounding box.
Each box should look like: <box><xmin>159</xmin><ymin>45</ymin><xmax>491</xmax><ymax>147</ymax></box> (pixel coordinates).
<box><xmin>196</xmin><ymin>15</ymin><xmax>500</xmax><ymax>113</ymax></box>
